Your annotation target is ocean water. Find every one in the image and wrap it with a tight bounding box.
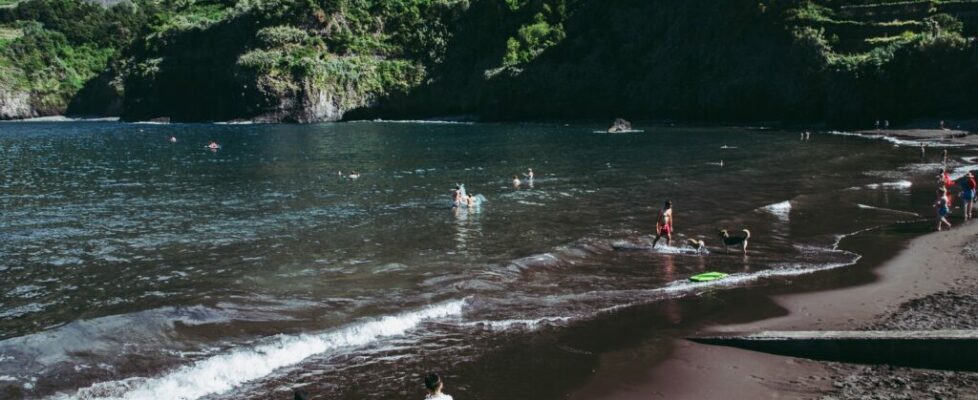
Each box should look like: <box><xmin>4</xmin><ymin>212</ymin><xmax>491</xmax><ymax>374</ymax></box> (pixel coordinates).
<box><xmin>0</xmin><ymin>121</ymin><xmax>971</xmax><ymax>399</ymax></box>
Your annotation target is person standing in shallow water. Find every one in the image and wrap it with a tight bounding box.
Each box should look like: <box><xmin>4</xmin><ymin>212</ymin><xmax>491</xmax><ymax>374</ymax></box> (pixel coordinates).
<box><xmin>653</xmin><ymin>200</ymin><xmax>673</xmax><ymax>248</ymax></box>
<box><xmin>935</xmin><ymin>188</ymin><xmax>952</xmax><ymax>231</ymax></box>
<box><xmin>424</xmin><ymin>373</ymin><xmax>453</xmax><ymax>400</ymax></box>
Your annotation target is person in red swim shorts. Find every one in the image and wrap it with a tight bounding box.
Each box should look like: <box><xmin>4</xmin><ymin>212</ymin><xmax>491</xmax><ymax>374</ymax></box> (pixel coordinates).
<box><xmin>653</xmin><ymin>200</ymin><xmax>673</xmax><ymax>248</ymax></box>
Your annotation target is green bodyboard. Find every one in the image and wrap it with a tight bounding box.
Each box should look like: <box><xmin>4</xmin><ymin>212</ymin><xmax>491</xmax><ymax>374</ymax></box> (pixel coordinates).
<box><xmin>689</xmin><ymin>272</ymin><xmax>728</xmax><ymax>282</ymax></box>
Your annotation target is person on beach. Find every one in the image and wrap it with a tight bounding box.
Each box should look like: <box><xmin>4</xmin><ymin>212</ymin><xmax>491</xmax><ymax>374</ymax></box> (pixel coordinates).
<box><xmin>424</xmin><ymin>373</ymin><xmax>453</xmax><ymax>400</ymax></box>
<box><xmin>884</xmin><ymin>120</ymin><xmax>890</xmax><ymax>129</ymax></box>
<box><xmin>943</xmin><ymin>149</ymin><xmax>949</xmax><ymax>167</ymax></box>
<box><xmin>875</xmin><ymin>120</ymin><xmax>880</xmax><ymax>130</ymax></box>
<box><xmin>920</xmin><ymin>143</ymin><xmax>926</xmax><ymax>160</ymax></box>
<box><xmin>805</xmin><ymin>131</ymin><xmax>811</xmax><ymax>141</ymax></box>
<box><xmin>959</xmin><ymin>171</ymin><xmax>976</xmax><ymax>220</ymax></box>
<box><xmin>936</xmin><ymin>188</ymin><xmax>952</xmax><ymax>231</ymax></box>
<box><xmin>653</xmin><ymin>200</ymin><xmax>673</xmax><ymax>248</ymax></box>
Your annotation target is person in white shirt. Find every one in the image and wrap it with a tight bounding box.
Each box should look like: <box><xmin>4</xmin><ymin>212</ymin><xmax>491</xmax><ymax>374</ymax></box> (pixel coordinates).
<box><xmin>424</xmin><ymin>373</ymin><xmax>453</xmax><ymax>400</ymax></box>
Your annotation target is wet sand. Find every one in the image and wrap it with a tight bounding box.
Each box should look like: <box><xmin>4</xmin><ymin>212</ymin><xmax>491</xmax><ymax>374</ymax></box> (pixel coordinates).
<box><xmin>570</xmin><ymin>218</ymin><xmax>978</xmax><ymax>399</ymax></box>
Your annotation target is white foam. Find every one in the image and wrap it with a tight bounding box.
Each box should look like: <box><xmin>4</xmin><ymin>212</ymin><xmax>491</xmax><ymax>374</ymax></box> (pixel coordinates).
<box><xmin>592</xmin><ymin>129</ymin><xmax>645</xmax><ymax>134</ymax></box>
<box><xmin>856</xmin><ymin>204</ymin><xmax>919</xmax><ymax>216</ymax></box>
<box><xmin>592</xmin><ymin>253</ymin><xmax>862</xmax><ymax>316</ymax></box>
<box><xmin>851</xmin><ymin>180</ymin><xmax>913</xmax><ymax>190</ymax></box>
<box><xmin>760</xmin><ymin>200</ymin><xmax>791</xmax><ymax>221</ymax></box>
<box><xmin>2</xmin><ymin>116</ymin><xmax>119</xmax><ymax>123</ymax></box>
<box><xmin>461</xmin><ymin>316</ymin><xmax>571</xmax><ymax>331</ymax></box>
<box><xmin>825</xmin><ymin>131</ymin><xmax>964</xmax><ymax>148</ymax></box>
<box><xmin>52</xmin><ymin>300</ymin><xmax>466</xmax><ymax>400</ymax></box>
<box><xmin>611</xmin><ymin>240</ymin><xmax>706</xmax><ymax>254</ymax></box>
<box><xmin>358</xmin><ymin>119</ymin><xmax>475</xmax><ymax>125</ymax></box>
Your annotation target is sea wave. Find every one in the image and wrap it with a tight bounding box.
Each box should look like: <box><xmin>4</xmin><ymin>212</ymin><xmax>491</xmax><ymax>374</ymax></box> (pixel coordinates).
<box><xmin>848</xmin><ymin>180</ymin><xmax>913</xmax><ymax>191</ymax></box>
<box><xmin>825</xmin><ymin>131</ymin><xmax>964</xmax><ymax>147</ymax></box>
<box><xmin>2</xmin><ymin>116</ymin><xmax>119</xmax><ymax>123</ymax></box>
<box><xmin>354</xmin><ymin>119</ymin><xmax>476</xmax><ymax>125</ymax></box>
<box><xmin>760</xmin><ymin>200</ymin><xmax>791</xmax><ymax>221</ymax></box>
<box><xmin>48</xmin><ymin>300</ymin><xmax>466</xmax><ymax>400</ymax></box>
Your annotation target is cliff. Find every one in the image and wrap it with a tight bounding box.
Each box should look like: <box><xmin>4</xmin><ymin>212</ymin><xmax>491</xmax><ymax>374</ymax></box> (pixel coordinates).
<box><xmin>2</xmin><ymin>0</ymin><xmax>978</xmax><ymax>125</ymax></box>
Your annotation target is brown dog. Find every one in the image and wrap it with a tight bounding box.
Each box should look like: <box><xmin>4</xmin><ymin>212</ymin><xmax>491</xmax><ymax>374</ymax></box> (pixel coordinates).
<box><xmin>686</xmin><ymin>238</ymin><xmax>707</xmax><ymax>253</ymax></box>
<box><xmin>718</xmin><ymin>229</ymin><xmax>751</xmax><ymax>253</ymax></box>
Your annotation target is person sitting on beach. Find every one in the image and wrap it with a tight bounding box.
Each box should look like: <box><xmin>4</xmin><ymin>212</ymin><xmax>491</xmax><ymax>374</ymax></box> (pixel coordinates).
<box><xmin>424</xmin><ymin>373</ymin><xmax>453</xmax><ymax>400</ymax></box>
<box><xmin>652</xmin><ymin>200</ymin><xmax>673</xmax><ymax>248</ymax></box>
<box><xmin>512</xmin><ymin>175</ymin><xmax>521</xmax><ymax>188</ymax></box>
<box><xmin>935</xmin><ymin>188</ymin><xmax>952</xmax><ymax>231</ymax></box>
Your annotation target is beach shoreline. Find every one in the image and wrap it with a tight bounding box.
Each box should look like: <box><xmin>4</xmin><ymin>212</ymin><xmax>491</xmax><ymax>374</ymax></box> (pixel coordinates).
<box><xmin>566</xmin><ymin>213</ymin><xmax>978</xmax><ymax>399</ymax></box>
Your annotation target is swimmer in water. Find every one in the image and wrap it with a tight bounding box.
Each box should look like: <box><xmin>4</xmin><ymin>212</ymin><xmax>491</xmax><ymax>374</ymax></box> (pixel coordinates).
<box><xmin>719</xmin><ymin>160</ymin><xmax>724</xmax><ymax>167</ymax></box>
<box><xmin>652</xmin><ymin>200</ymin><xmax>673</xmax><ymax>248</ymax></box>
<box><xmin>451</xmin><ymin>185</ymin><xmax>461</xmax><ymax>208</ymax></box>
<box><xmin>168</xmin><ymin>136</ymin><xmax>177</xmax><ymax>143</ymax></box>
<box><xmin>424</xmin><ymin>373</ymin><xmax>453</xmax><ymax>400</ymax></box>
<box><xmin>526</xmin><ymin>168</ymin><xmax>534</xmax><ymax>180</ymax></box>
<box><xmin>207</xmin><ymin>140</ymin><xmax>219</xmax><ymax>150</ymax></box>
<box><xmin>512</xmin><ymin>175</ymin><xmax>521</xmax><ymax>188</ymax></box>
<box><xmin>466</xmin><ymin>193</ymin><xmax>475</xmax><ymax>208</ymax></box>
<box><xmin>348</xmin><ymin>171</ymin><xmax>360</xmax><ymax>179</ymax></box>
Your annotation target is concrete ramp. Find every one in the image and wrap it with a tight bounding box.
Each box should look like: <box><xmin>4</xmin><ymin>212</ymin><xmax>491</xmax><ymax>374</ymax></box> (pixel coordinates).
<box><xmin>690</xmin><ymin>330</ymin><xmax>978</xmax><ymax>372</ymax></box>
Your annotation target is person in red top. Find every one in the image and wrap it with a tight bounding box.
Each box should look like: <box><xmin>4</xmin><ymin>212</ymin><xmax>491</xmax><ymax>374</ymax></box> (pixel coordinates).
<box><xmin>653</xmin><ymin>200</ymin><xmax>673</xmax><ymax>248</ymax></box>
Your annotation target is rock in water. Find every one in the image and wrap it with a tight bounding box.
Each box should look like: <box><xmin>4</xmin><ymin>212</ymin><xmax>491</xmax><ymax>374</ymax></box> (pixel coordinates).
<box><xmin>608</xmin><ymin>118</ymin><xmax>632</xmax><ymax>133</ymax></box>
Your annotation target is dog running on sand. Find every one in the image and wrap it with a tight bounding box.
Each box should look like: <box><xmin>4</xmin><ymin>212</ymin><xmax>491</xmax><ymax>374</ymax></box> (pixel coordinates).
<box><xmin>718</xmin><ymin>229</ymin><xmax>751</xmax><ymax>254</ymax></box>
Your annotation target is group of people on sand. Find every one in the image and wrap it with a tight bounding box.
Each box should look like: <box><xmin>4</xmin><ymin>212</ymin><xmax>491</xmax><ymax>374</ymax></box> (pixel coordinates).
<box><xmin>935</xmin><ymin>167</ymin><xmax>976</xmax><ymax>231</ymax></box>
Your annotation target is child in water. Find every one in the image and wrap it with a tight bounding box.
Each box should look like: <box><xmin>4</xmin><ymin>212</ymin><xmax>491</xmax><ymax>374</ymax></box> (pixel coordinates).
<box><xmin>935</xmin><ymin>188</ymin><xmax>952</xmax><ymax>231</ymax></box>
<box><xmin>512</xmin><ymin>175</ymin><xmax>521</xmax><ymax>188</ymax></box>
<box><xmin>424</xmin><ymin>373</ymin><xmax>453</xmax><ymax>400</ymax></box>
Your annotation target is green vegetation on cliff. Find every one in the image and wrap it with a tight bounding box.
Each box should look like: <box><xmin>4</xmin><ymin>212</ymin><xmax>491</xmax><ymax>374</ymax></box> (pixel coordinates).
<box><xmin>1</xmin><ymin>0</ymin><xmax>977</xmax><ymax>124</ymax></box>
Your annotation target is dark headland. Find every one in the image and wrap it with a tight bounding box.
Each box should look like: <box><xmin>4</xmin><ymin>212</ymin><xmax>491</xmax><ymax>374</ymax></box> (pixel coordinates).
<box><xmin>2</xmin><ymin>0</ymin><xmax>978</xmax><ymax>126</ymax></box>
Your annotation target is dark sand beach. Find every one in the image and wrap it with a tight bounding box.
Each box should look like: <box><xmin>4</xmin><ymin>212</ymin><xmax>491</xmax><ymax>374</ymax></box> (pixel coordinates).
<box><xmin>570</xmin><ymin>205</ymin><xmax>978</xmax><ymax>399</ymax></box>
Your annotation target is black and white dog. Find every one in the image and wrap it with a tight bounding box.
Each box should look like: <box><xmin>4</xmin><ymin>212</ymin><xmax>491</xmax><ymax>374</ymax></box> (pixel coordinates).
<box><xmin>718</xmin><ymin>229</ymin><xmax>751</xmax><ymax>254</ymax></box>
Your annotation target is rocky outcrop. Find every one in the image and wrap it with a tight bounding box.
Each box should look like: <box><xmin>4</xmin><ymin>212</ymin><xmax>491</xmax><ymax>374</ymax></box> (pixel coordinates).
<box><xmin>0</xmin><ymin>89</ymin><xmax>37</xmax><ymax>120</ymax></box>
